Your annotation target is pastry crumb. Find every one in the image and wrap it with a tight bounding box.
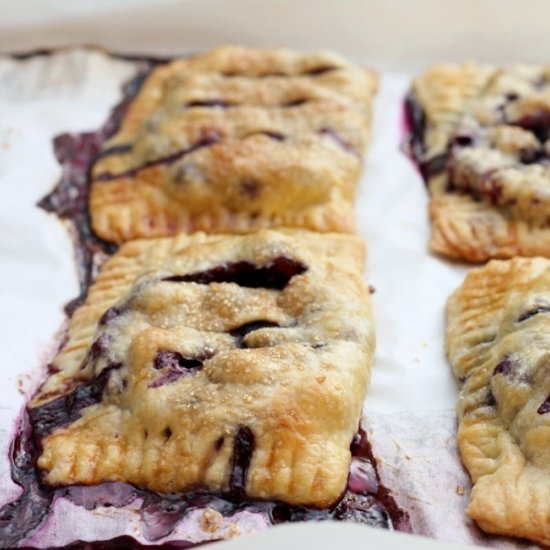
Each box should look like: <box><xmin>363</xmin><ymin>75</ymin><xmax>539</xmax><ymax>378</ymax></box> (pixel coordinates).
<box><xmin>225</xmin><ymin>523</ymin><xmax>241</xmax><ymax>538</ymax></box>
<box><xmin>199</xmin><ymin>508</ymin><xmax>223</xmax><ymax>533</ymax></box>
<box><xmin>456</xmin><ymin>485</ymin><xmax>465</xmax><ymax>496</ymax></box>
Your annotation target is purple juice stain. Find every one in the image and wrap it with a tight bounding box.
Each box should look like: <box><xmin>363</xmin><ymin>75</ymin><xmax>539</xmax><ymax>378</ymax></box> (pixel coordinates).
<box><xmin>0</xmin><ymin>414</ymin><xmax>52</xmax><ymax>548</ymax></box>
<box><xmin>493</xmin><ymin>358</ymin><xmax>518</xmax><ymax>377</ymax></box>
<box><xmin>36</xmin><ymin>67</ymin><xmax>153</xmax><ymax>316</ymax></box>
<box><xmin>162</xmin><ymin>257</ymin><xmax>307</xmax><ymax>290</ymax></box>
<box><xmin>65</xmin><ymin>482</ymin><xmax>138</xmax><ymax>510</ymax></box>
<box><xmin>0</xmin><ymin>417</ymin><xmax>409</xmax><ymax>547</ymax></box>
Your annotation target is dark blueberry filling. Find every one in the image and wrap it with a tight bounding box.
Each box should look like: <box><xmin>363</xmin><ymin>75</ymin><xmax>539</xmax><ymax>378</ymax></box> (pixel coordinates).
<box><xmin>517</xmin><ymin>305</ymin><xmax>550</xmax><ymax>322</ymax></box>
<box><xmin>493</xmin><ymin>358</ymin><xmax>518</xmax><ymax>376</ymax></box>
<box><xmin>99</xmin><ymin>306</ymin><xmax>124</xmax><ymax>326</ymax></box>
<box><xmin>421</xmin><ymin>153</ymin><xmax>449</xmax><ymax>180</ymax></box>
<box><xmin>346</xmin><ymin>429</ymin><xmax>409</xmax><ymax>531</ymax></box>
<box><xmin>303</xmin><ymin>65</ymin><xmax>338</xmax><ymax>76</ymax></box>
<box><xmin>403</xmin><ymin>93</ymin><xmax>449</xmax><ymax>181</ymax></box>
<box><xmin>58</xmin><ymin>534</ymin><xmax>198</xmax><ymax>549</ymax></box>
<box><xmin>450</xmin><ymin>134</ymin><xmax>476</xmax><ymax>148</ymax></box>
<box><xmin>94</xmin><ymin>135</ymin><xmax>221</xmax><ymax>182</ymax></box>
<box><xmin>162</xmin><ymin>257</ymin><xmax>307</xmax><ymax>290</ymax></box>
<box><xmin>519</xmin><ymin>146</ymin><xmax>546</xmax><ymax>165</ymax></box>
<box><xmin>404</xmin><ymin>94</ymin><xmax>426</xmax><ymax>165</ymax></box>
<box><xmin>78</xmin><ymin>334</ymin><xmax>111</xmax><ymax>371</ymax></box>
<box><xmin>153</xmin><ymin>351</ymin><xmax>204</xmax><ymax>371</ymax></box>
<box><xmin>228</xmin><ymin>426</ymin><xmax>255</xmax><ymax>498</ymax></box>
<box><xmin>514</xmin><ymin>111</ymin><xmax>550</xmax><ymax>143</ymax></box>
<box><xmin>319</xmin><ymin>127</ymin><xmax>360</xmax><ymax>158</ymax></box>
<box><xmin>184</xmin><ymin>99</ymin><xmax>233</xmax><ymax>108</ymax></box>
<box><xmin>149</xmin><ymin>351</ymin><xmax>206</xmax><ymax>388</ymax></box>
<box><xmin>538</xmin><ymin>394</ymin><xmax>550</xmax><ymax>414</ymax></box>
<box><xmin>229</xmin><ymin>320</ymin><xmax>281</xmax><ymax>348</ymax></box>
<box><xmin>239</xmin><ymin>178</ymin><xmax>261</xmax><ymax>199</ymax></box>
<box><xmin>485</xmin><ymin>389</ymin><xmax>496</xmax><ymax>407</ymax></box>
<box><xmin>28</xmin><ymin>364</ymin><xmax>121</xmax><ymax>439</ymax></box>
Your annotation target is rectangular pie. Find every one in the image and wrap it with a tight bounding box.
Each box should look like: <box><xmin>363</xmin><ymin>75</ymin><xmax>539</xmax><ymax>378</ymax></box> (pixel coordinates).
<box><xmin>30</xmin><ymin>229</ymin><xmax>374</xmax><ymax>508</ymax></box>
<box><xmin>446</xmin><ymin>258</ymin><xmax>550</xmax><ymax>545</ymax></box>
<box><xmin>89</xmin><ymin>46</ymin><xmax>377</xmax><ymax>243</ymax></box>
<box><xmin>408</xmin><ymin>63</ymin><xmax>550</xmax><ymax>262</ymax></box>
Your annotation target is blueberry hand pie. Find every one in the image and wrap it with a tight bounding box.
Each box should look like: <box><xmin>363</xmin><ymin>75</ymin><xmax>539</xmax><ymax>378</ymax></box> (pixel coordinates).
<box><xmin>447</xmin><ymin>258</ymin><xmax>550</xmax><ymax>545</ymax></box>
<box><xmin>29</xmin><ymin>229</ymin><xmax>374</xmax><ymax>508</ymax></box>
<box><xmin>89</xmin><ymin>46</ymin><xmax>377</xmax><ymax>243</ymax></box>
<box><xmin>408</xmin><ymin>63</ymin><xmax>550</xmax><ymax>261</ymax></box>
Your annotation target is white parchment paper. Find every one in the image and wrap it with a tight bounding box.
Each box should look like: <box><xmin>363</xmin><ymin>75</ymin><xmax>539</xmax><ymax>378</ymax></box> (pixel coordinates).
<box><xmin>0</xmin><ymin>49</ymin><xmax>541</xmax><ymax>549</ymax></box>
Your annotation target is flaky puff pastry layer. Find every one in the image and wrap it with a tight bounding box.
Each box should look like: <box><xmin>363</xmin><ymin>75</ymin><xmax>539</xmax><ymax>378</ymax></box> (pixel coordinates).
<box><xmin>89</xmin><ymin>46</ymin><xmax>377</xmax><ymax>243</ymax></box>
<box><xmin>411</xmin><ymin>63</ymin><xmax>550</xmax><ymax>262</ymax></box>
<box><xmin>31</xmin><ymin>229</ymin><xmax>374</xmax><ymax>508</ymax></box>
<box><xmin>447</xmin><ymin>258</ymin><xmax>550</xmax><ymax>545</ymax></box>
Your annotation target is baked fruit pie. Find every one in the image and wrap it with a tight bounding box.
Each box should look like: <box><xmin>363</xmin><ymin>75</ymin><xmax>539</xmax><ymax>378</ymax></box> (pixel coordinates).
<box><xmin>407</xmin><ymin>63</ymin><xmax>550</xmax><ymax>261</ymax></box>
<box><xmin>89</xmin><ymin>46</ymin><xmax>377</xmax><ymax>243</ymax></box>
<box><xmin>447</xmin><ymin>258</ymin><xmax>550</xmax><ymax>545</ymax></box>
<box><xmin>29</xmin><ymin>229</ymin><xmax>374</xmax><ymax>508</ymax></box>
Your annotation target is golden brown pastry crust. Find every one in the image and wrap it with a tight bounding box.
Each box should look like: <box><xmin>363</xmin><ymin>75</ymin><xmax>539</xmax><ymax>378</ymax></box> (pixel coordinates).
<box><xmin>31</xmin><ymin>229</ymin><xmax>374</xmax><ymax>508</ymax></box>
<box><xmin>447</xmin><ymin>258</ymin><xmax>550</xmax><ymax>545</ymax></box>
<box><xmin>89</xmin><ymin>46</ymin><xmax>377</xmax><ymax>243</ymax></box>
<box><xmin>411</xmin><ymin>63</ymin><xmax>550</xmax><ymax>262</ymax></box>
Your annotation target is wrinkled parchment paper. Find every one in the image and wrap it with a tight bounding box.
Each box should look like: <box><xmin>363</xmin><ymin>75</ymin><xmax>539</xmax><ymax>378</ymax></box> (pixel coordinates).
<box><xmin>0</xmin><ymin>49</ymin><xmax>541</xmax><ymax>549</ymax></box>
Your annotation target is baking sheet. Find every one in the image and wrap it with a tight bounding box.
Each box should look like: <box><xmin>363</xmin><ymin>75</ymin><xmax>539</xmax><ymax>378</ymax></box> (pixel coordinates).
<box><xmin>0</xmin><ymin>48</ymin><xmax>541</xmax><ymax>549</ymax></box>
